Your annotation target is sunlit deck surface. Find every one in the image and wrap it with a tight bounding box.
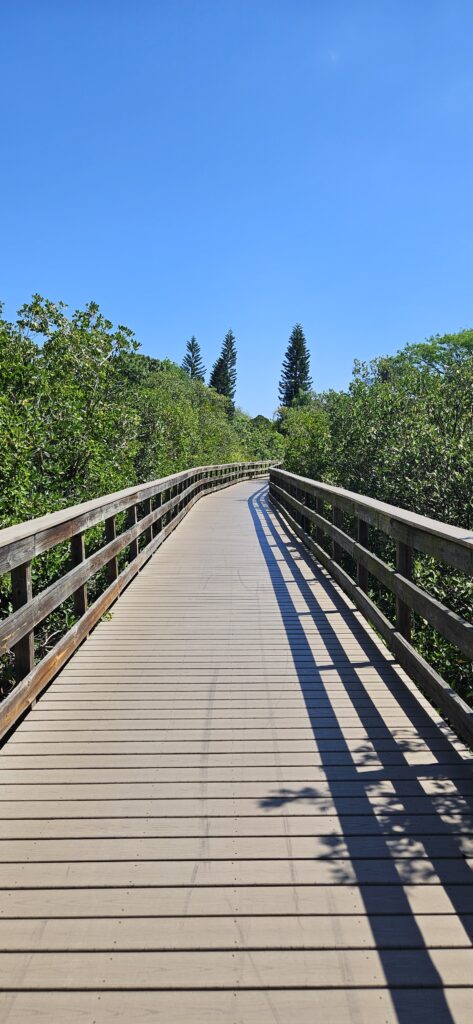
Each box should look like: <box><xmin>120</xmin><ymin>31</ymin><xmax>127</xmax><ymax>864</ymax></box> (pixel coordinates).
<box><xmin>1</xmin><ymin>479</ymin><xmax>472</xmax><ymax>1023</ymax></box>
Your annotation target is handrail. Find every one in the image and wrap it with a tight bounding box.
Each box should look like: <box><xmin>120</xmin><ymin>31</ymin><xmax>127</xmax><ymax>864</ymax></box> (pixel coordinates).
<box><xmin>0</xmin><ymin>461</ymin><xmax>276</xmax><ymax>737</ymax></box>
<box><xmin>269</xmin><ymin>467</ymin><xmax>473</xmax><ymax>746</ymax></box>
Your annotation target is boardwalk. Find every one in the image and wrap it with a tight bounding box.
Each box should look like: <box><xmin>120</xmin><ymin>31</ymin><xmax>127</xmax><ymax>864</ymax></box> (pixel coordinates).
<box><xmin>0</xmin><ymin>478</ymin><xmax>472</xmax><ymax>1022</ymax></box>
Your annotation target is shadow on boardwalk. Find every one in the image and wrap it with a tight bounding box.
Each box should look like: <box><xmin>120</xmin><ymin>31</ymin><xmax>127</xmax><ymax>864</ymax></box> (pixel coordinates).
<box><xmin>248</xmin><ymin>484</ymin><xmax>473</xmax><ymax>1024</ymax></box>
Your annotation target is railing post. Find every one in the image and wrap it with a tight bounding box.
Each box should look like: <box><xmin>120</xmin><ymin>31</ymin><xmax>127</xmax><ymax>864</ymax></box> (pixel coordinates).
<box><xmin>332</xmin><ymin>506</ymin><xmax>344</xmax><ymax>563</ymax></box>
<box><xmin>70</xmin><ymin>532</ymin><xmax>88</xmax><ymax>617</ymax></box>
<box><xmin>127</xmin><ymin>505</ymin><xmax>138</xmax><ymax>560</ymax></box>
<box><xmin>11</xmin><ymin>561</ymin><xmax>35</xmax><ymax>681</ymax></box>
<box><xmin>105</xmin><ymin>516</ymin><xmax>119</xmax><ymax>583</ymax></box>
<box><xmin>315</xmin><ymin>498</ymin><xmax>325</xmax><ymax>546</ymax></box>
<box><xmin>162</xmin><ymin>488</ymin><xmax>169</xmax><ymax>526</ymax></box>
<box><xmin>142</xmin><ymin>498</ymin><xmax>152</xmax><ymax>545</ymax></box>
<box><xmin>396</xmin><ymin>540</ymin><xmax>413</xmax><ymax>640</ymax></box>
<box><xmin>152</xmin><ymin>493</ymin><xmax>162</xmax><ymax>538</ymax></box>
<box><xmin>300</xmin><ymin>487</ymin><xmax>309</xmax><ymax>536</ymax></box>
<box><xmin>357</xmin><ymin>518</ymin><xmax>369</xmax><ymax>592</ymax></box>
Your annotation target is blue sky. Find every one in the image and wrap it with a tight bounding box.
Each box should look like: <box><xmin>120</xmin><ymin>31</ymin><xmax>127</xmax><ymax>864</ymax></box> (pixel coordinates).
<box><xmin>1</xmin><ymin>1</ymin><xmax>472</xmax><ymax>416</ymax></box>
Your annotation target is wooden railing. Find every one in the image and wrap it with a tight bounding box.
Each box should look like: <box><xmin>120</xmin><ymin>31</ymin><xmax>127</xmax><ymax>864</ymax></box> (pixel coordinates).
<box><xmin>0</xmin><ymin>461</ymin><xmax>274</xmax><ymax>737</ymax></box>
<box><xmin>269</xmin><ymin>467</ymin><xmax>473</xmax><ymax>746</ymax></box>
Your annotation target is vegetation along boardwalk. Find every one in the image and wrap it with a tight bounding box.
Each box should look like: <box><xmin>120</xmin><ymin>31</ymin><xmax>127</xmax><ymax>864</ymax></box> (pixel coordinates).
<box><xmin>0</xmin><ymin>466</ymin><xmax>472</xmax><ymax>1022</ymax></box>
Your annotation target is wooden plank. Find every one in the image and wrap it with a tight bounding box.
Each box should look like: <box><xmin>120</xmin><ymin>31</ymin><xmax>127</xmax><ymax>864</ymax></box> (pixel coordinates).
<box><xmin>25</xmin><ymin>713</ymin><xmax>452</xmax><ymax>730</ymax></box>
<box><xmin>1</xmin><ymin>779</ymin><xmax>472</xmax><ymax>802</ymax></box>
<box><xmin>1</xmin><ymin>812</ymin><xmax>472</xmax><ymax>839</ymax></box>
<box><xmin>12</xmin><ymin>723</ymin><xmax>452</xmax><ymax>738</ymax></box>
<box><xmin>4</xmin><ymin>738</ymin><xmax>465</xmax><ymax>755</ymax></box>
<box><xmin>4</xmin><ymin>749</ymin><xmax>464</xmax><ymax>765</ymax></box>
<box><xmin>2</xmin><ymin>752</ymin><xmax>468</xmax><ymax>770</ymax></box>
<box><xmin>0</xmin><ymin>913</ymin><xmax>471</xmax><ymax>951</ymax></box>
<box><xmin>2</xmin><ymin>765</ymin><xmax>472</xmax><ymax>783</ymax></box>
<box><xmin>0</xmin><ymin>990</ymin><xmax>471</xmax><ymax>1024</ymax></box>
<box><xmin>1</xmin><ymin>834</ymin><xmax>471</xmax><ymax>862</ymax></box>
<box><xmin>2</xmin><ymin>883</ymin><xmax>471</xmax><ymax>918</ymax></box>
<box><xmin>1</xmin><ymin>948</ymin><xmax>473</xmax><ymax>988</ymax></box>
<box><xmin>1</xmin><ymin>857</ymin><xmax>472</xmax><ymax>888</ymax></box>
<box><xmin>1</xmin><ymin>799</ymin><xmax>471</xmax><ymax>821</ymax></box>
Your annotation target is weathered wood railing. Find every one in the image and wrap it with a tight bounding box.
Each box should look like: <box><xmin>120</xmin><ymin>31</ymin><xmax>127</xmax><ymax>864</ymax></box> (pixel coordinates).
<box><xmin>0</xmin><ymin>461</ymin><xmax>274</xmax><ymax>737</ymax></box>
<box><xmin>269</xmin><ymin>467</ymin><xmax>473</xmax><ymax>745</ymax></box>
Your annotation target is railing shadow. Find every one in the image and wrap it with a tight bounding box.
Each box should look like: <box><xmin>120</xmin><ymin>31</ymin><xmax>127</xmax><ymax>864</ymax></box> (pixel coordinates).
<box><xmin>248</xmin><ymin>483</ymin><xmax>473</xmax><ymax>1021</ymax></box>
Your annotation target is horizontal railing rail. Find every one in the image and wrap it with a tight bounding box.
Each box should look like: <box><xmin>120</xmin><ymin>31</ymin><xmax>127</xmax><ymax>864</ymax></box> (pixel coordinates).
<box><xmin>269</xmin><ymin>467</ymin><xmax>473</xmax><ymax>746</ymax></box>
<box><xmin>0</xmin><ymin>460</ymin><xmax>276</xmax><ymax>737</ymax></box>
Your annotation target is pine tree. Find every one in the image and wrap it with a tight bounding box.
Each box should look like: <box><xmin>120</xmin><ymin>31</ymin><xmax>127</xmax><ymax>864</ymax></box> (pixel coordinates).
<box><xmin>278</xmin><ymin>324</ymin><xmax>312</xmax><ymax>405</ymax></box>
<box><xmin>182</xmin><ymin>336</ymin><xmax>206</xmax><ymax>381</ymax></box>
<box><xmin>209</xmin><ymin>330</ymin><xmax>237</xmax><ymax>409</ymax></box>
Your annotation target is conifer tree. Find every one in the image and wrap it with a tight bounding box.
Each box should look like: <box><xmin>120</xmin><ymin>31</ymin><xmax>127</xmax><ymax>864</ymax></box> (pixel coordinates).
<box><xmin>278</xmin><ymin>323</ymin><xmax>312</xmax><ymax>405</ymax></box>
<box><xmin>182</xmin><ymin>336</ymin><xmax>206</xmax><ymax>381</ymax></box>
<box><xmin>209</xmin><ymin>329</ymin><xmax>237</xmax><ymax>409</ymax></box>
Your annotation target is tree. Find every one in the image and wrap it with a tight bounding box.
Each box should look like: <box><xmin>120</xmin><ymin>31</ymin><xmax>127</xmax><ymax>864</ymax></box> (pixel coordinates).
<box><xmin>182</xmin><ymin>336</ymin><xmax>206</xmax><ymax>381</ymax></box>
<box><xmin>233</xmin><ymin>411</ymin><xmax>285</xmax><ymax>461</ymax></box>
<box><xmin>209</xmin><ymin>330</ymin><xmax>237</xmax><ymax>409</ymax></box>
<box><xmin>278</xmin><ymin>323</ymin><xmax>312</xmax><ymax>406</ymax></box>
<box><xmin>279</xmin><ymin>397</ymin><xmax>331</xmax><ymax>481</ymax></box>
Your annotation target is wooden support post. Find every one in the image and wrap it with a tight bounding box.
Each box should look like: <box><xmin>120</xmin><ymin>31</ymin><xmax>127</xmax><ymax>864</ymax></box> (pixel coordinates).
<box><xmin>316</xmin><ymin>498</ymin><xmax>325</xmax><ymax>546</ymax></box>
<box><xmin>300</xmin><ymin>488</ymin><xmax>309</xmax><ymax>536</ymax></box>
<box><xmin>161</xmin><ymin>489</ymin><xmax>168</xmax><ymax>527</ymax></box>
<box><xmin>70</xmin><ymin>532</ymin><xmax>88</xmax><ymax>617</ymax></box>
<box><xmin>152</xmin><ymin>493</ymin><xmax>162</xmax><ymax>538</ymax></box>
<box><xmin>357</xmin><ymin>518</ymin><xmax>369</xmax><ymax>592</ymax></box>
<box><xmin>105</xmin><ymin>516</ymin><xmax>119</xmax><ymax>583</ymax></box>
<box><xmin>127</xmin><ymin>505</ymin><xmax>139</xmax><ymax>561</ymax></box>
<box><xmin>142</xmin><ymin>498</ymin><xmax>152</xmax><ymax>545</ymax></box>
<box><xmin>396</xmin><ymin>540</ymin><xmax>413</xmax><ymax>640</ymax></box>
<box><xmin>11</xmin><ymin>561</ymin><xmax>34</xmax><ymax>681</ymax></box>
<box><xmin>332</xmin><ymin>506</ymin><xmax>344</xmax><ymax>563</ymax></box>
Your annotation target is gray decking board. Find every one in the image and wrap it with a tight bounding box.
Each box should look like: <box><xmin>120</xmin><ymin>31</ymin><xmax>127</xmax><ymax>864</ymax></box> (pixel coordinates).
<box><xmin>0</xmin><ymin>479</ymin><xmax>472</xmax><ymax>1023</ymax></box>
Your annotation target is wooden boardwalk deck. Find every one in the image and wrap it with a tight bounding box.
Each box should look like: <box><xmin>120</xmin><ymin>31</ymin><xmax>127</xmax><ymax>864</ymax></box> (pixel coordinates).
<box><xmin>1</xmin><ymin>478</ymin><xmax>472</xmax><ymax>1022</ymax></box>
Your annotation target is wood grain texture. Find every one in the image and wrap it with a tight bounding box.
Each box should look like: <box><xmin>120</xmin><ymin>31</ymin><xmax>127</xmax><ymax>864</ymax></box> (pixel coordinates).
<box><xmin>0</xmin><ymin>478</ymin><xmax>472</xmax><ymax>1022</ymax></box>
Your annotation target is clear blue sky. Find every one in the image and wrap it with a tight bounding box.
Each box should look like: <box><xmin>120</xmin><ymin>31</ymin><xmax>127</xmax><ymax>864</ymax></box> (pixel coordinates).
<box><xmin>1</xmin><ymin>1</ymin><xmax>472</xmax><ymax>416</ymax></box>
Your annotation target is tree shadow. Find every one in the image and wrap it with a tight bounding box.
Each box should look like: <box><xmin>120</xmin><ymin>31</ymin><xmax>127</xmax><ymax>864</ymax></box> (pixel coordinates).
<box><xmin>248</xmin><ymin>484</ymin><xmax>473</xmax><ymax>1020</ymax></box>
